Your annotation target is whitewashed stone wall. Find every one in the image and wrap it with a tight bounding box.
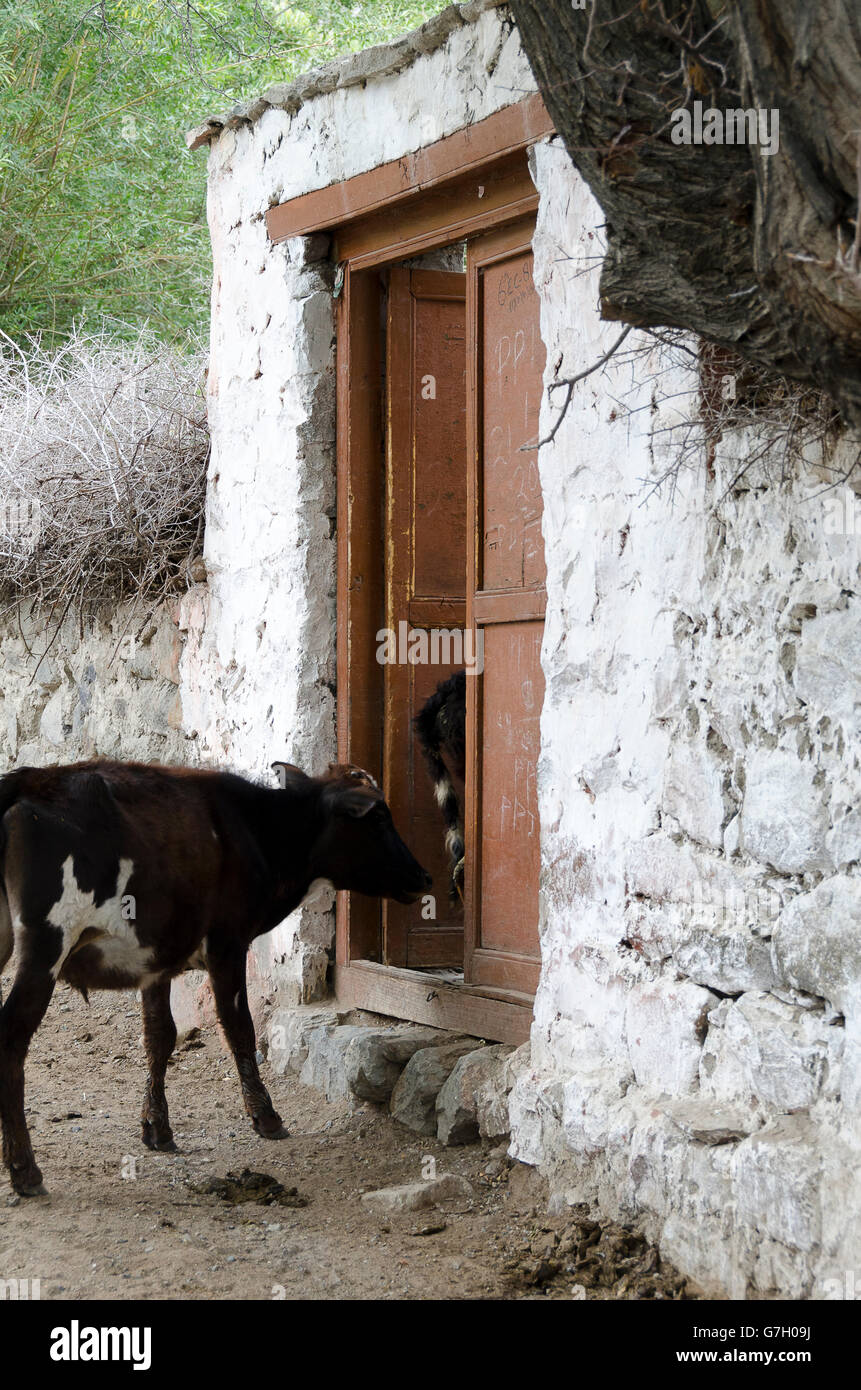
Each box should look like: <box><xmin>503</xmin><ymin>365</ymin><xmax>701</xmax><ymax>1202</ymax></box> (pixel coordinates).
<box><xmin>508</xmin><ymin>137</ymin><xmax>861</xmax><ymax>1298</ymax></box>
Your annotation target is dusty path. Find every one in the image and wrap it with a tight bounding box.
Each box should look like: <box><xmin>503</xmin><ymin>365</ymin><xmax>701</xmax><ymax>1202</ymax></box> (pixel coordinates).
<box><xmin>0</xmin><ymin>978</ymin><xmax>700</xmax><ymax>1301</ymax></box>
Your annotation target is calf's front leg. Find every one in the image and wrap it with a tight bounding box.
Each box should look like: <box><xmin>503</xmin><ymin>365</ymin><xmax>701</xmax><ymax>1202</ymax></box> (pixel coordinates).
<box><xmin>206</xmin><ymin>941</ymin><xmax>285</xmax><ymax>1138</ymax></box>
<box><xmin>140</xmin><ymin>979</ymin><xmax>177</xmax><ymax>1152</ymax></box>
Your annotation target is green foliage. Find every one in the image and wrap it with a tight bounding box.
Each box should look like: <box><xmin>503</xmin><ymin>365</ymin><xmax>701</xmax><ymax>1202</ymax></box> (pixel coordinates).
<box><xmin>0</xmin><ymin>1</ymin><xmax>440</xmax><ymax>343</ymax></box>
<box><xmin>263</xmin><ymin>2</ymin><xmax>442</xmax><ymax>71</ymax></box>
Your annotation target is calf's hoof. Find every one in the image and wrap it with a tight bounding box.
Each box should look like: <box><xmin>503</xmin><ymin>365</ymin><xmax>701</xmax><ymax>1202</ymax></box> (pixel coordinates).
<box><xmin>141</xmin><ymin>1121</ymin><xmax>177</xmax><ymax>1153</ymax></box>
<box><xmin>252</xmin><ymin>1111</ymin><xmax>288</xmax><ymax>1140</ymax></box>
<box><xmin>10</xmin><ymin>1163</ymin><xmax>46</xmax><ymax>1197</ymax></box>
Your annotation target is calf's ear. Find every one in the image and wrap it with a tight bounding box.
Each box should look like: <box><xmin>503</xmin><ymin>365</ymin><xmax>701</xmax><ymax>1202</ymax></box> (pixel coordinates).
<box><xmin>329</xmin><ymin>784</ymin><xmax>377</xmax><ymax>818</ymax></box>
<box><xmin>272</xmin><ymin>761</ymin><xmax>308</xmax><ymax>790</ymax></box>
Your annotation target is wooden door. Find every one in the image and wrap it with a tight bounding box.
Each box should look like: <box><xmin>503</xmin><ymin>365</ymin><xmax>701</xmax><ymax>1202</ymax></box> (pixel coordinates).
<box><xmin>383</xmin><ymin>267</ymin><xmax>467</xmax><ymax>968</ymax></box>
<box><xmin>464</xmin><ymin>220</ymin><xmax>546</xmax><ymax>996</ymax></box>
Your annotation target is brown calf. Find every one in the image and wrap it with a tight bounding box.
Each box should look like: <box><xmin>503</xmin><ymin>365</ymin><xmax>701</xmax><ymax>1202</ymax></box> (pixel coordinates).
<box><xmin>0</xmin><ymin>759</ymin><xmax>430</xmax><ymax>1194</ymax></box>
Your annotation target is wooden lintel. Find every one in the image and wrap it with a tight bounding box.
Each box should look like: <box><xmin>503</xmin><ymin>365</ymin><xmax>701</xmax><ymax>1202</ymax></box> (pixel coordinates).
<box><xmin>265</xmin><ymin>93</ymin><xmax>553</xmax><ymax>244</ymax></box>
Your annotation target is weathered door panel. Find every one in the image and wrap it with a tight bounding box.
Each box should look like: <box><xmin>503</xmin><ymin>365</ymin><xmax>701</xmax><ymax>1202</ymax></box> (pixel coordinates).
<box><xmin>383</xmin><ymin>267</ymin><xmax>467</xmax><ymax>968</ymax></box>
<box><xmin>478</xmin><ymin>621</ymin><xmax>544</xmax><ymax>958</ymax></box>
<box><xmin>465</xmin><ymin>221</ymin><xmax>545</xmax><ymax>996</ymax></box>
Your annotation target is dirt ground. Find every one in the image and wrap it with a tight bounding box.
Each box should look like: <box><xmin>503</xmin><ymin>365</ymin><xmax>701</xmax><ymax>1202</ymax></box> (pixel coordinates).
<box><xmin>0</xmin><ymin>977</ymin><xmax>703</xmax><ymax>1301</ymax></box>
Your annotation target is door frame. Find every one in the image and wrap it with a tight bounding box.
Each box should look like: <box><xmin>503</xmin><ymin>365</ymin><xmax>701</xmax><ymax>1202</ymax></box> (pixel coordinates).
<box><xmin>266</xmin><ymin>96</ymin><xmax>554</xmax><ymax>1045</ymax></box>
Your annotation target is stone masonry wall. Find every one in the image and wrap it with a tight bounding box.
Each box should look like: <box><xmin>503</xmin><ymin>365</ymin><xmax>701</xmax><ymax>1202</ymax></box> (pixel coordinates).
<box><xmin>509</xmin><ymin>137</ymin><xmax>861</xmax><ymax>1298</ymax></box>
<box><xmin>0</xmin><ymin>594</ymin><xmax>202</xmax><ymax>769</ymax></box>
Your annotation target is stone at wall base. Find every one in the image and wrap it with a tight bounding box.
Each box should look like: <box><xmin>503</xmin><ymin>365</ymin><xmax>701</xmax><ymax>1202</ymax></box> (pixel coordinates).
<box><xmin>267</xmin><ymin>1005</ymin><xmax>345</xmax><ymax>1077</ymax></box>
<box><xmin>390</xmin><ymin>1039</ymin><xmax>480</xmax><ymax>1135</ymax></box>
<box><xmin>436</xmin><ymin>1043</ymin><xmax>515</xmax><ymax>1145</ymax></box>
<box><xmin>344</xmin><ymin>1026</ymin><xmax>451</xmax><ymax>1102</ymax></box>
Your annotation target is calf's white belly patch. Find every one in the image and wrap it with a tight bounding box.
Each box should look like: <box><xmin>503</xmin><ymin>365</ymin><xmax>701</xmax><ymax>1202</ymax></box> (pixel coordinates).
<box><xmin>34</xmin><ymin>855</ymin><xmax>152</xmax><ymax>980</ymax></box>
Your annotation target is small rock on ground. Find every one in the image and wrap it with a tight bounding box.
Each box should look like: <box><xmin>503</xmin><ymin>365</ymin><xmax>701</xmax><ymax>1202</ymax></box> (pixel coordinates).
<box><xmin>360</xmin><ymin>1173</ymin><xmax>473</xmax><ymax>1217</ymax></box>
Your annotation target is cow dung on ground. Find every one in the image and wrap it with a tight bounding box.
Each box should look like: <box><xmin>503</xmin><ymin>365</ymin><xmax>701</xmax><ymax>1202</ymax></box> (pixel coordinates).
<box><xmin>503</xmin><ymin>1208</ymin><xmax>702</xmax><ymax>1301</ymax></box>
<box><xmin>189</xmin><ymin>1169</ymin><xmax>309</xmax><ymax>1208</ymax></box>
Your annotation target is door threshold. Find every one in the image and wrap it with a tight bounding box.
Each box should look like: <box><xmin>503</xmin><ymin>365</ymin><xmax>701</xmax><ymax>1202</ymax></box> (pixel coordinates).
<box><xmin>334</xmin><ymin>959</ymin><xmax>533</xmax><ymax>1045</ymax></box>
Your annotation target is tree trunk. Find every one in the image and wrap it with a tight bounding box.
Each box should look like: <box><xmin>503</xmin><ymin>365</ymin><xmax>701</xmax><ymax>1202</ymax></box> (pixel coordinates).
<box><xmin>509</xmin><ymin>0</ymin><xmax>861</xmax><ymax>428</ymax></box>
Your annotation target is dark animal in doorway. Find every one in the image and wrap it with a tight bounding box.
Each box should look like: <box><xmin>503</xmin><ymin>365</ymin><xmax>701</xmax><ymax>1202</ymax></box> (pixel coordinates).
<box><xmin>414</xmin><ymin>669</ymin><xmax>466</xmax><ymax>903</ymax></box>
<box><xmin>0</xmin><ymin>759</ymin><xmax>430</xmax><ymax>1195</ymax></box>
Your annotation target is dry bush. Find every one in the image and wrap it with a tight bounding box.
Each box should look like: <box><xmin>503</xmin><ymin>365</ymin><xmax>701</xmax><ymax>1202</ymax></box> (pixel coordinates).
<box><xmin>688</xmin><ymin>341</ymin><xmax>843</xmax><ymax>498</ymax></box>
<box><xmin>0</xmin><ymin>322</ymin><xmax>209</xmax><ymax>632</ymax></box>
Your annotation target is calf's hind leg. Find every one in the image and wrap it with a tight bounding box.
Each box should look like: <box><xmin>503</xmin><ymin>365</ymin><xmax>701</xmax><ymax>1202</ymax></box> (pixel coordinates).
<box><xmin>140</xmin><ymin>980</ymin><xmax>178</xmax><ymax>1152</ymax></box>
<box><xmin>206</xmin><ymin>941</ymin><xmax>285</xmax><ymax>1138</ymax></box>
<box><xmin>0</xmin><ymin>966</ymin><xmax>55</xmax><ymax>1195</ymax></box>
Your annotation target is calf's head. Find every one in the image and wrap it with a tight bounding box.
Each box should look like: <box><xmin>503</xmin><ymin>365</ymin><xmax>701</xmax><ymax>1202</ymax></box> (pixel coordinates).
<box><xmin>275</xmin><ymin>762</ymin><xmax>432</xmax><ymax>904</ymax></box>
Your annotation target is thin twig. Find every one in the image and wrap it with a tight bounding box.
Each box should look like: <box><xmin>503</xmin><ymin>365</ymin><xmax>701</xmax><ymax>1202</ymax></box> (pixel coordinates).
<box><xmin>528</xmin><ymin>325</ymin><xmax>634</xmax><ymax>449</ymax></box>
